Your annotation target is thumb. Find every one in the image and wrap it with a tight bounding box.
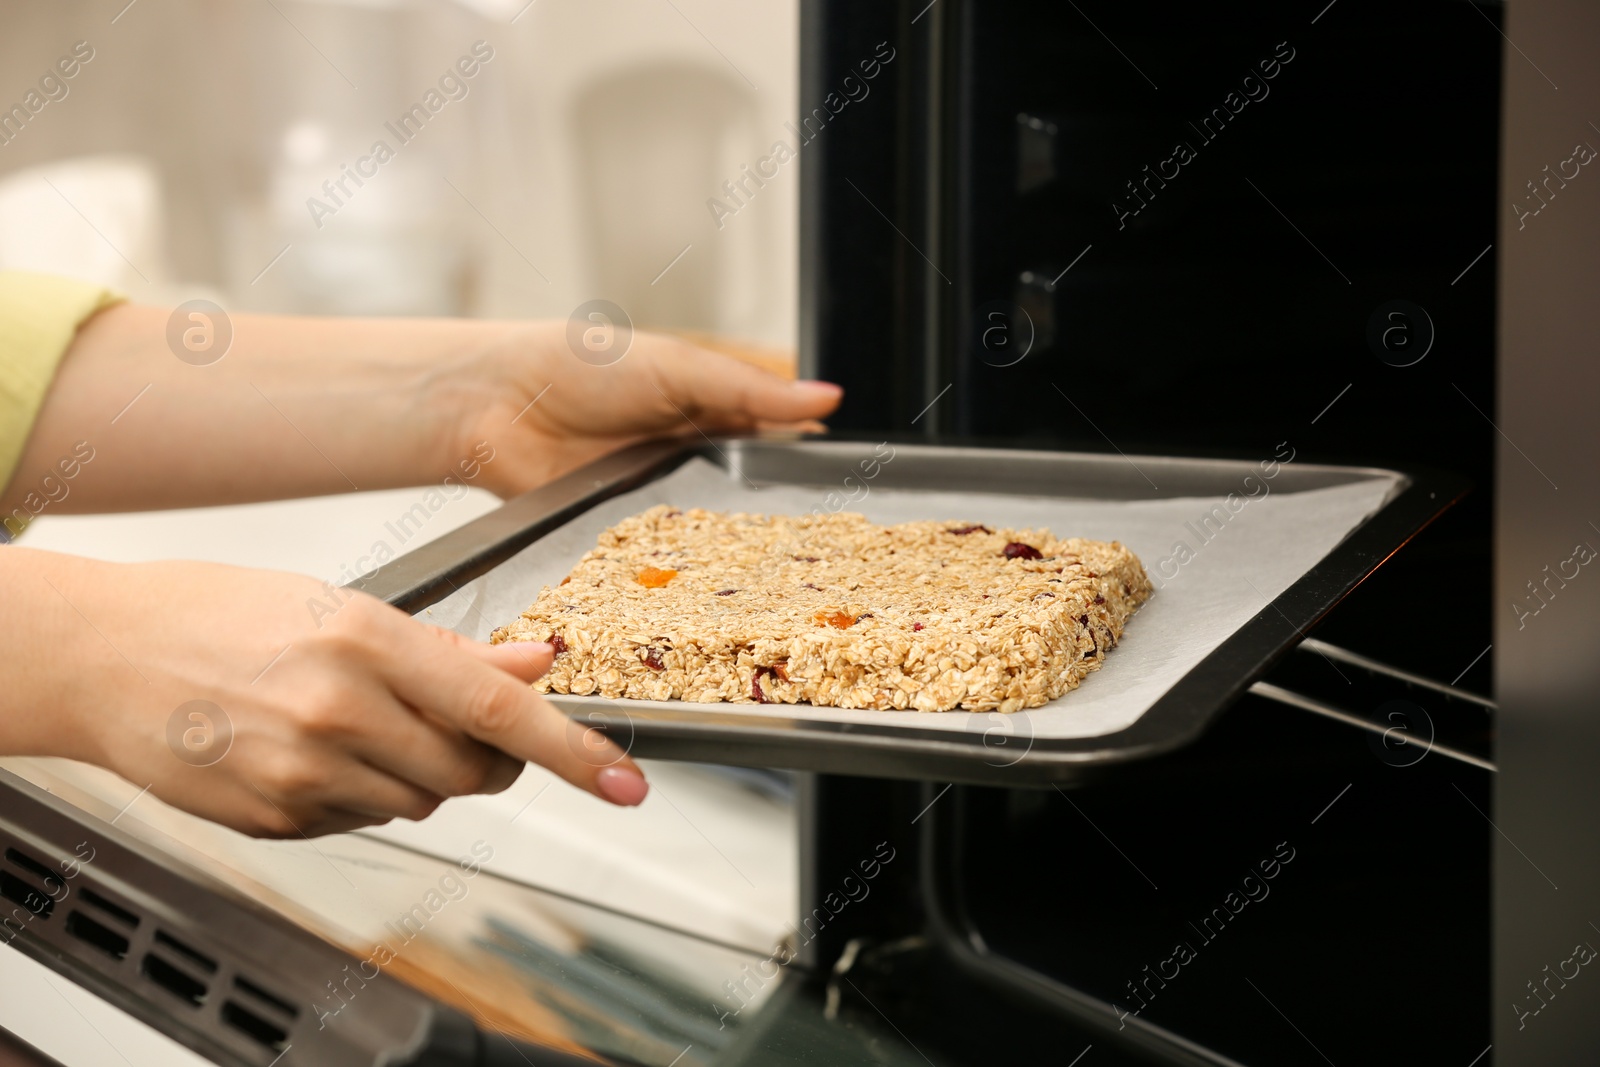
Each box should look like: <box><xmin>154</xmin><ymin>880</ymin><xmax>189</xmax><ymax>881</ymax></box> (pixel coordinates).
<box><xmin>426</xmin><ymin>625</ymin><xmax>556</xmax><ymax>681</ymax></box>
<box><xmin>394</xmin><ymin>628</ymin><xmax>649</xmax><ymax>807</ymax></box>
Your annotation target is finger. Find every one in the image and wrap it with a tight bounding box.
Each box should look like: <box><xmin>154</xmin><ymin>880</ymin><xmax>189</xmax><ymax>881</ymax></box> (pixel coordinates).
<box><xmin>325</xmin><ymin>760</ymin><xmax>446</xmax><ymax>823</ymax></box>
<box><xmin>650</xmin><ymin>342</ymin><xmax>843</xmax><ymax>424</ymax></box>
<box><xmin>419</xmin><ymin>632</ymin><xmax>551</xmax><ymax>793</ymax></box>
<box><xmin>249</xmin><ymin>744</ymin><xmax>445</xmax><ymax>824</ymax></box>
<box><xmin>288</xmin><ymin>648</ymin><xmax>522</xmax><ymax>800</ymax></box>
<box><xmin>427</xmin><ymin>625</ymin><xmax>555</xmax><ymax>682</ymax></box>
<box><xmin>142</xmin><ymin>779</ymin><xmax>373</xmax><ymax>840</ymax></box>
<box><xmin>383</xmin><ymin>627</ymin><xmax>650</xmax><ymax>807</ymax></box>
<box><xmin>349</xmin><ymin>689</ymin><xmax>526</xmax><ymax>799</ymax></box>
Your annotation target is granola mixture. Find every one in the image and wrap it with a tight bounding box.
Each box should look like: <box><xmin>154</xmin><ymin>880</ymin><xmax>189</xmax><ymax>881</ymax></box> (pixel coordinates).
<box><xmin>491</xmin><ymin>505</ymin><xmax>1153</xmax><ymax>713</ymax></box>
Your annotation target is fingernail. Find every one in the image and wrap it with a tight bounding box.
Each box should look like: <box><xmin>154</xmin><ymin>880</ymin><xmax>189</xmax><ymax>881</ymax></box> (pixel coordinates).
<box><xmin>793</xmin><ymin>379</ymin><xmax>842</xmax><ymax>396</ymax></box>
<box><xmin>596</xmin><ymin>766</ymin><xmax>649</xmax><ymax>806</ymax></box>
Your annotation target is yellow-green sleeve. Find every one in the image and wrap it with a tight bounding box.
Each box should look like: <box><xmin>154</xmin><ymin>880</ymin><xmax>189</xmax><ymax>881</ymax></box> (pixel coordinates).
<box><xmin>0</xmin><ymin>272</ymin><xmax>125</xmax><ymax>501</ymax></box>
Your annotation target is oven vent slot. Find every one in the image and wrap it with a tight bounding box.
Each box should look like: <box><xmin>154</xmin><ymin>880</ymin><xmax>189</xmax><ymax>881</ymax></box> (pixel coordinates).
<box><xmin>153</xmin><ymin>930</ymin><xmax>218</xmax><ymax>973</ymax></box>
<box><xmin>64</xmin><ymin>910</ymin><xmax>131</xmax><ymax>959</ymax></box>
<box><xmin>0</xmin><ymin>870</ymin><xmax>54</xmax><ymax>920</ymax></box>
<box><xmin>1</xmin><ymin>846</ymin><xmax>67</xmax><ymax>922</ymax></box>
<box><xmin>141</xmin><ymin>929</ymin><xmax>219</xmax><ymax>1007</ymax></box>
<box><xmin>221</xmin><ymin>1000</ymin><xmax>289</xmax><ymax>1052</ymax></box>
<box><xmin>5</xmin><ymin>847</ymin><xmax>64</xmax><ymax>889</ymax></box>
<box><xmin>78</xmin><ymin>887</ymin><xmax>140</xmax><ymax>928</ymax></box>
<box><xmin>233</xmin><ymin>975</ymin><xmax>299</xmax><ymax>1018</ymax></box>
<box><xmin>141</xmin><ymin>952</ymin><xmax>208</xmax><ymax>1006</ymax></box>
<box><xmin>226</xmin><ymin>974</ymin><xmax>299</xmax><ymax>1052</ymax></box>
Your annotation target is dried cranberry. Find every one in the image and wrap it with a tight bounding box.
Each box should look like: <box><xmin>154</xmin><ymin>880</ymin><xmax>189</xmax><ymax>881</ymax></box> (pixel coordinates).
<box><xmin>752</xmin><ymin>666</ymin><xmax>774</xmax><ymax>703</ymax></box>
<box><xmin>913</xmin><ymin>622</ymin><xmax>925</xmax><ymax>632</ymax></box>
<box><xmin>802</xmin><ymin>582</ymin><xmax>824</xmax><ymax>591</ymax></box>
<box><xmin>794</xmin><ymin>555</ymin><xmax>821</xmax><ymax>563</ymax></box>
<box><xmin>948</xmin><ymin>524</ymin><xmax>992</xmax><ymax>535</ymax></box>
<box><xmin>1003</xmin><ymin>542</ymin><xmax>1043</xmax><ymax>560</ymax></box>
<box><xmin>1094</xmin><ymin>594</ymin><xmax>1106</xmax><ymax>605</ymax></box>
<box><xmin>642</xmin><ymin>647</ymin><xmax>665</xmax><ymax>671</ymax></box>
<box><xmin>546</xmin><ymin>634</ymin><xmax>568</xmax><ymax>655</ymax></box>
<box><xmin>715</xmin><ymin>589</ymin><xmax>739</xmax><ymax>596</ymax></box>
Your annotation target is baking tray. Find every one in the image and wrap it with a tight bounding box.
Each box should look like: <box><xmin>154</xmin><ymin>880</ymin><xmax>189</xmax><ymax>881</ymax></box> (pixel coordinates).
<box><xmin>355</xmin><ymin>437</ymin><xmax>1462</xmax><ymax>786</ymax></box>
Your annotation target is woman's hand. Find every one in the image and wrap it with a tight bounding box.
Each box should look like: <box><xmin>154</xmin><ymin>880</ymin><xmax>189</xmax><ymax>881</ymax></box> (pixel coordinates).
<box><xmin>432</xmin><ymin>321</ymin><xmax>843</xmax><ymax>497</ymax></box>
<box><xmin>7</xmin><ymin>305</ymin><xmax>841</xmax><ymax>514</ymax></box>
<box><xmin>1</xmin><ymin>548</ymin><xmax>647</xmax><ymax>837</ymax></box>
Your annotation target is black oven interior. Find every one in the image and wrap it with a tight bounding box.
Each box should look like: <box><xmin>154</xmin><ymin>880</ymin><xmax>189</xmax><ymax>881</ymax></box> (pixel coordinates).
<box><xmin>802</xmin><ymin>1</ymin><xmax>1499</xmax><ymax>1063</ymax></box>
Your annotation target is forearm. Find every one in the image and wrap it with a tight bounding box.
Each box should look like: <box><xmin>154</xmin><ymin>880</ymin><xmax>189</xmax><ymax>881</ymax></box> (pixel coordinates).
<box><xmin>4</xmin><ymin>304</ymin><xmax>506</xmax><ymax>513</ymax></box>
<box><xmin>0</xmin><ymin>547</ymin><xmax>113</xmax><ymax>763</ymax></box>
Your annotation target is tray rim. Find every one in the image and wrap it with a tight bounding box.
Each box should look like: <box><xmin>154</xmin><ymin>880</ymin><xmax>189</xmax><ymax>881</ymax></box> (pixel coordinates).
<box><xmin>357</xmin><ymin>435</ymin><xmax>1465</xmax><ymax>786</ymax></box>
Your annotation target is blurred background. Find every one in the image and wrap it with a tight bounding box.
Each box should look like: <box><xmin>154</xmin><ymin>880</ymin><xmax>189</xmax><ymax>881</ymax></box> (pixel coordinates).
<box><xmin>1</xmin><ymin>3</ymin><xmax>802</xmax><ymax>1063</ymax></box>
<box><xmin>0</xmin><ymin>0</ymin><xmax>798</xmax><ymax>338</ymax></box>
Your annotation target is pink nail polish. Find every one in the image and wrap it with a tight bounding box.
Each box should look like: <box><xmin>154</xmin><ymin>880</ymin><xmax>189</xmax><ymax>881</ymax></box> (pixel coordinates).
<box><xmin>596</xmin><ymin>766</ymin><xmax>649</xmax><ymax>806</ymax></box>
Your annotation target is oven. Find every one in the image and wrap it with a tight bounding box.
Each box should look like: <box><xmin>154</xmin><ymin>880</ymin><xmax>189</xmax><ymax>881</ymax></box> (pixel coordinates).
<box><xmin>797</xmin><ymin>0</ymin><xmax>1500</xmax><ymax>1062</ymax></box>
<box><xmin>0</xmin><ymin>1</ymin><xmax>1504</xmax><ymax>1065</ymax></box>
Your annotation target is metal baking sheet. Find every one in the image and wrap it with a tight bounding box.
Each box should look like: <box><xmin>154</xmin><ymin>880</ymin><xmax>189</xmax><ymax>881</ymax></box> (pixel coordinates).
<box><xmin>359</xmin><ymin>438</ymin><xmax>1461</xmax><ymax>785</ymax></box>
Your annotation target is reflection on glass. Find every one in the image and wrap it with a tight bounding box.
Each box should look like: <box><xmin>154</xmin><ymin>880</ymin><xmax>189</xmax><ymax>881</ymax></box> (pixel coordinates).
<box><xmin>3</xmin><ymin>757</ymin><xmax>782</xmax><ymax>1066</ymax></box>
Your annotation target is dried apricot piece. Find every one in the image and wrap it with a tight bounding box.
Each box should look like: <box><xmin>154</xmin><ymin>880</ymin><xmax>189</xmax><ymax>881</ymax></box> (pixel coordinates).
<box><xmin>814</xmin><ymin>611</ymin><xmax>857</xmax><ymax>629</ymax></box>
<box><xmin>636</xmin><ymin>567</ymin><xmax>678</xmax><ymax>588</ymax></box>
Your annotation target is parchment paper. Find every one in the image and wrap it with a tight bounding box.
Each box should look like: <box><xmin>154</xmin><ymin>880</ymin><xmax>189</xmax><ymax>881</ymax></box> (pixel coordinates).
<box><xmin>419</xmin><ymin>458</ymin><xmax>1402</xmax><ymax>740</ymax></box>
